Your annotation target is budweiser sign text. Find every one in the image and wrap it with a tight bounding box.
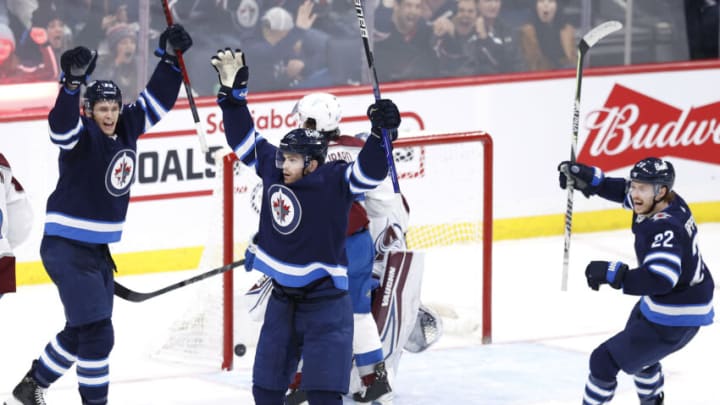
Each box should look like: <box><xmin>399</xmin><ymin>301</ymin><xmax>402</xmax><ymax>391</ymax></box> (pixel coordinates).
<box><xmin>578</xmin><ymin>83</ymin><xmax>720</xmax><ymax>171</ymax></box>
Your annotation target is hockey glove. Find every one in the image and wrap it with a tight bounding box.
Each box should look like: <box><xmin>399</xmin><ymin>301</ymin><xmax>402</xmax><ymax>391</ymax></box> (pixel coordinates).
<box><xmin>155</xmin><ymin>24</ymin><xmax>193</xmax><ymax>65</ymax></box>
<box><xmin>244</xmin><ymin>234</ymin><xmax>258</xmax><ymax>272</ymax></box>
<box><xmin>558</xmin><ymin>161</ymin><xmax>604</xmax><ymax>198</ymax></box>
<box><xmin>59</xmin><ymin>46</ymin><xmax>97</xmax><ymax>87</ymax></box>
<box><xmin>585</xmin><ymin>260</ymin><xmax>628</xmax><ymax>291</ymax></box>
<box><xmin>210</xmin><ymin>48</ymin><xmax>249</xmax><ymax>105</ymax></box>
<box><xmin>367</xmin><ymin>99</ymin><xmax>401</xmax><ymax>141</ymax></box>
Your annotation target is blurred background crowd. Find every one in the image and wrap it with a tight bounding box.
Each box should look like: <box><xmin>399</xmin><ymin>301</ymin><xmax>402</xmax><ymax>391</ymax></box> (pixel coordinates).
<box><xmin>0</xmin><ymin>0</ymin><xmax>718</xmax><ymax>101</ymax></box>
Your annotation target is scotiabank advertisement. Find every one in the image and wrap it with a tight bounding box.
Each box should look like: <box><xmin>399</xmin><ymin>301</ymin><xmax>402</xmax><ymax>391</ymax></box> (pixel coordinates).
<box><xmin>2</xmin><ymin>61</ymin><xmax>720</xmax><ymax>277</ymax></box>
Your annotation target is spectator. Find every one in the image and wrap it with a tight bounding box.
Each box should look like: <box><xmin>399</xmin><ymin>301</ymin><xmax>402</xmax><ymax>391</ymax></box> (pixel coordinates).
<box><xmin>0</xmin><ymin>21</ymin><xmax>58</xmax><ymax>84</ymax></box>
<box><xmin>684</xmin><ymin>0</ymin><xmax>719</xmax><ymax>59</ymax></box>
<box><xmin>435</xmin><ymin>0</ymin><xmax>525</xmax><ymax>76</ymax></box>
<box><xmin>96</xmin><ymin>23</ymin><xmax>140</xmax><ymax>100</ymax></box>
<box><xmin>373</xmin><ymin>0</ymin><xmax>438</xmax><ymax>82</ymax></box>
<box><xmin>244</xmin><ymin>4</ymin><xmax>332</xmax><ymax>92</ymax></box>
<box><xmin>519</xmin><ymin>0</ymin><xmax>576</xmax><ymax>71</ymax></box>
<box><xmin>15</xmin><ymin>2</ymin><xmax>70</xmax><ymax>72</ymax></box>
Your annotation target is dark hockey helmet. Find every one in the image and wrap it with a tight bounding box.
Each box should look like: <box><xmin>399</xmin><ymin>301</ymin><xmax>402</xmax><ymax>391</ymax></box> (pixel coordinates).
<box><xmin>629</xmin><ymin>157</ymin><xmax>675</xmax><ymax>191</ymax></box>
<box><xmin>276</xmin><ymin>128</ymin><xmax>328</xmax><ymax>168</ymax></box>
<box><xmin>84</xmin><ymin>80</ymin><xmax>122</xmax><ymax>113</ymax></box>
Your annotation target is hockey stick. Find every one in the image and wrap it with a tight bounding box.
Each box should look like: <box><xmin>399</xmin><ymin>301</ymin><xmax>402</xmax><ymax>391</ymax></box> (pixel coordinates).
<box><xmin>114</xmin><ymin>259</ymin><xmax>245</xmax><ymax>302</ymax></box>
<box><xmin>562</xmin><ymin>20</ymin><xmax>622</xmax><ymax>291</ymax></box>
<box><xmin>353</xmin><ymin>0</ymin><xmax>401</xmax><ymax>193</ymax></box>
<box><xmin>159</xmin><ymin>0</ymin><xmax>209</xmax><ymax>153</ymax></box>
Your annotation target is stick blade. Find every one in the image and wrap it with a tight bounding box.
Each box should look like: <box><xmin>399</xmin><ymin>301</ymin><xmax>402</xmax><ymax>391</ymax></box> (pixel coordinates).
<box><xmin>581</xmin><ymin>20</ymin><xmax>623</xmax><ymax>49</ymax></box>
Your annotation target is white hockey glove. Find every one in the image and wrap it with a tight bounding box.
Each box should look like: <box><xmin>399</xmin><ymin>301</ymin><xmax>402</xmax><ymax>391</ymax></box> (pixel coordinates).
<box><xmin>211</xmin><ymin>48</ymin><xmax>249</xmax><ymax>104</ymax></box>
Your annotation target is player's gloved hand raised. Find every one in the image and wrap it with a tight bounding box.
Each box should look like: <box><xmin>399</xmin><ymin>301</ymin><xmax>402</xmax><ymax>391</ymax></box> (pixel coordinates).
<box><xmin>367</xmin><ymin>99</ymin><xmax>401</xmax><ymax>141</ymax></box>
<box><xmin>211</xmin><ymin>48</ymin><xmax>249</xmax><ymax>105</ymax></box>
<box><xmin>155</xmin><ymin>24</ymin><xmax>193</xmax><ymax>65</ymax></box>
<box><xmin>243</xmin><ymin>234</ymin><xmax>258</xmax><ymax>272</ymax></box>
<box><xmin>585</xmin><ymin>260</ymin><xmax>627</xmax><ymax>291</ymax></box>
<box><xmin>60</xmin><ymin>46</ymin><xmax>98</xmax><ymax>88</ymax></box>
<box><xmin>558</xmin><ymin>161</ymin><xmax>604</xmax><ymax>198</ymax></box>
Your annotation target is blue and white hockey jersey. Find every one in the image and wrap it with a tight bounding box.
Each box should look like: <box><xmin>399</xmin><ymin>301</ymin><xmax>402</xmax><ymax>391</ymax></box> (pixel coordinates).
<box><xmin>44</xmin><ymin>62</ymin><xmax>182</xmax><ymax>244</ymax></box>
<box><xmin>600</xmin><ymin>178</ymin><xmax>714</xmax><ymax>327</ymax></box>
<box><xmin>219</xmin><ymin>99</ymin><xmax>389</xmax><ymax>290</ymax></box>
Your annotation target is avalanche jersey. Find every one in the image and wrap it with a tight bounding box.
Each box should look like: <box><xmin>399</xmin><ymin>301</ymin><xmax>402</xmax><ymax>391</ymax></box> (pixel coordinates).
<box><xmin>44</xmin><ymin>62</ymin><xmax>182</xmax><ymax>244</ymax></box>
<box><xmin>328</xmin><ymin>135</ymin><xmax>409</xmax><ymax>247</ymax></box>
<box><xmin>219</xmin><ymin>100</ymin><xmax>389</xmax><ymax>290</ymax></box>
<box><xmin>601</xmin><ymin>178</ymin><xmax>714</xmax><ymax>327</ymax></box>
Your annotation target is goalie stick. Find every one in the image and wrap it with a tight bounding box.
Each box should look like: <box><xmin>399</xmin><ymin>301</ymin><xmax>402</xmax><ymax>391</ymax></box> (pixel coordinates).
<box><xmin>159</xmin><ymin>0</ymin><xmax>209</xmax><ymax>153</ymax></box>
<box><xmin>562</xmin><ymin>20</ymin><xmax>622</xmax><ymax>291</ymax></box>
<box><xmin>114</xmin><ymin>259</ymin><xmax>245</xmax><ymax>303</ymax></box>
<box><xmin>353</xmin><ymin>0</ymin><xmax>401</xmax><ymax>194</ymax></box>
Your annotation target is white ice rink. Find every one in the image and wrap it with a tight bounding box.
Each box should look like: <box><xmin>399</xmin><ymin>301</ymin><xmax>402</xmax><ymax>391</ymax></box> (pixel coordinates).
<box><xmin>2</xmin><ymin>224</ymin><xmax>719</xmax><ymax>404</ymax></box>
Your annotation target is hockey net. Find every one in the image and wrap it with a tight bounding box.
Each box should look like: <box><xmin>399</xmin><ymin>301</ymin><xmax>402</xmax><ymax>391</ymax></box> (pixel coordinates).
<box><xmin>154</xmin><ymin>131</ymin><xmax>493</xmax><ymax>370</ymax></box>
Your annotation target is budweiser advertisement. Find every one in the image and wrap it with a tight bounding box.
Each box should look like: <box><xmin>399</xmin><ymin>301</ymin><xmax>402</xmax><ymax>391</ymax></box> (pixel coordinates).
<box><xmin>579</xmin><ymin>83</ymin><xmax>720</xmax><ymax>171</ymax></box>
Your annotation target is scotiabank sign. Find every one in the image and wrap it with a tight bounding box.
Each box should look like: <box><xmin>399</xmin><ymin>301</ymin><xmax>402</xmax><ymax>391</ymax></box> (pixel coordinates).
<box><xmin>579</xmin><ymin>83</ymin><xmax>720</xmax><ymax>171</ymax></box>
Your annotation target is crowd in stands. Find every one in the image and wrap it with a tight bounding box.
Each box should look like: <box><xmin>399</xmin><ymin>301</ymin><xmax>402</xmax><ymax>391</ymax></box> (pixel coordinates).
<box><xmin>0</xmin><ymin>0</ymin><xmax>718</xmax><ymax>98</ymax></box>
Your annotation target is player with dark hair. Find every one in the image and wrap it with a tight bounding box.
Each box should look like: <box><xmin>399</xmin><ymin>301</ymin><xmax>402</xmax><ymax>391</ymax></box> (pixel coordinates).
<box><xmin>211</xmin><ymin>48</ymin><xmax>400</xmax><ymax>405</ymax></box>
<box><xmin>0</xmin><ymin>153</ymin><xmax>33</xmax><ymax>300</ymax></box>
<box><xmin>558</xmin><ymin>157</ymin><xmax>715</xmax><ymax>405</ymax></box>
<box><xmin>4</xmin><ymin>24</ymin><xmax>192</xmax><ymax>405</ymax></box>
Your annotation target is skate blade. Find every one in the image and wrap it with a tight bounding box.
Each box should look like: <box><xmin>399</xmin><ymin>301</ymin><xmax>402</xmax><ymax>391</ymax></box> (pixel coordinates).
<box><xmin>4</xmin><ymin>397</ymin><xmax>23</xmax><ymax>405</ymax></box>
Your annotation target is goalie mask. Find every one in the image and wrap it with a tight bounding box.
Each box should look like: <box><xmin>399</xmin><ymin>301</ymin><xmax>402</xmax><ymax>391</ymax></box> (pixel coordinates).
<box><xmin>276</xmin><ymin>128</ymin><xmax>328</xmax><ymax>168</ymax></box>
<box><xmin>292</xmin><ymin>92</ymin><xmax>341</xmax><ymax>139</ymax></box>
<box><xmin>84</xmin><ymin>80</ymin><xmax>122</xmax><ymax>115</ymax></box>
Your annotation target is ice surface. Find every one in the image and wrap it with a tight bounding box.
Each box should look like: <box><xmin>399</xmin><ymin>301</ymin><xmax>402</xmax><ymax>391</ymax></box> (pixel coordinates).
<box><xmin>2</xmin><ymin>225</ymin><xmax>719</xmax><ymax>404</ymax></box>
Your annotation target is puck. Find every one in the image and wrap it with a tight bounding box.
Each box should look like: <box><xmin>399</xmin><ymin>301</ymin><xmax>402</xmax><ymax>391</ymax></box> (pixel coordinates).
<box><xmin>234</xmin><ymin>343</ymin><xmax>246</xmax><ymax>357</ymax></box>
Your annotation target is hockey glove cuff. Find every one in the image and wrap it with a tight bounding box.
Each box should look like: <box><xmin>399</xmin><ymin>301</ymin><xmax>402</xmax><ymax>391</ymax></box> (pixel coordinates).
<box><xmin>367</xmin><ymin>99</ymin><xmax>400</xmax><ymax>140</ymax></box>
<box><xmin>244</xmin><ymin>234</ymin><xmax>258</xmax><ymax>272</ymax></box>
<box><xmin>211</xmin><ymin>49</ymin><xmax>249</xmax><ymax>105</ymax></box>
<box><xmin>558</xmin><ymin>161</ymin><xmax>604</xmax><ymax>198</ymax></box>
<box><xmin>585</xmin><ymin>260</ymin><xmax>628</xmax><ymax>291</ymax></box>
<box><xmin>155</xmin><ymin>24</ymin><xmax>193</xmax><ymax>66</ymax></box>
<box><xmin>59</xmin><ymin>47</ymin><xmax>97</xmax><ymax>87</ymax></box>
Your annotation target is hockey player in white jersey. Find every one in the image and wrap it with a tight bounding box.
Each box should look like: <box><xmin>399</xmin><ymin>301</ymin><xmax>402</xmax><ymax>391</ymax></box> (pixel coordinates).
<box><xmin>0</xmin><ymin>153</ymin><xmax>32</xmax><ymax>299</ymax></box>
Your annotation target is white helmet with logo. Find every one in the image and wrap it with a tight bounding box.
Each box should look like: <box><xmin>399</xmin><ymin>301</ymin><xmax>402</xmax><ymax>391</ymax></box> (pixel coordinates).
<box><xmin>292</xmin><ymin>92</ymin><xmax>342</xmax><ymax>137</ymax></box>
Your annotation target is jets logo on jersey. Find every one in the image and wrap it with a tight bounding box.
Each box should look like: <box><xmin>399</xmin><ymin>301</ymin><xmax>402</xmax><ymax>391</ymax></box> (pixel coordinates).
<box><xmin>105</xmin><ymin>149</ymin><xmax>136</xmax><ymax>197</ymax></box>
<box><xmin>268</xmin><ymin>184</ymin><xmax>301</xmax><ymax>235</ymax></box>
<box><xmin>652</xmin><ymin>212</ymin><xmax>671</xmax><ymax>221</ymax></box>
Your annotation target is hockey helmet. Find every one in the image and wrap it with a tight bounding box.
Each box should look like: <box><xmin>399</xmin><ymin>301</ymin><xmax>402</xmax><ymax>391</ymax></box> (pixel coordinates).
<box><xmin>276</xmin><ymin>128</ymin><xmax>328</xmax><ymax>168</ymax></box>
<box><xmin>629</xmin><ymin>157</ymin><xmax>675</xmax><ymax>191</ymax></box>
<box><xmin>292</xmin><ymin>92</ymin><xmax>341</xmax><ymax>138</ymax></box>
<box><xmin>84</xmin><ymin>80</ymin><xmax>122</xmax><ymax>113</ymax></box>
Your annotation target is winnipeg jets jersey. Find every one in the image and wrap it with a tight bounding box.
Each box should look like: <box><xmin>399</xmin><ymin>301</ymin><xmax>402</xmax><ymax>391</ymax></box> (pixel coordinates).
<box><xmin>219</xmin><ymin>101</ymin><xmax>389</xmax><ymax>290</ymax></box>
<box><xmin>601</xmin><ymin>178</ymin><xmax>714</xmax><ymax>327</ymax></box>
<box><xmin>44</xmin><ymin>63</ymin><xmax>181</xmax><ymax>244</ymax></box>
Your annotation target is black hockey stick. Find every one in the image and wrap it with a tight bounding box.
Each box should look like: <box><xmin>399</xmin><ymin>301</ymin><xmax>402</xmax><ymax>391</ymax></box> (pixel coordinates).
<box><xmin>562</xmin><ymin>21</ymin><xmax>622</xmax><ymax>291</ymax></box>
<box><xmin>160</xmin><ymin>0</ymin><xmax>209</xmax><ymax>153</ymax></box>
<box><xmin>353</xmin><ymin>0</ymin><xmax>401</xmax><ymax>193</ymax></box>
<box><xmin>114</xmin><ymin>259</ymin><xmax>245</xmax><ymax>302</ymax></box>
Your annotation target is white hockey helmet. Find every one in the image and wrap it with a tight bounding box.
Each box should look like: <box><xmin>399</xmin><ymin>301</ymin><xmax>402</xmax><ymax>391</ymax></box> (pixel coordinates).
<box><xmin>292</xmin><ymin>92</ymin><xmax>342</xmax><ymax>136</ymax></box>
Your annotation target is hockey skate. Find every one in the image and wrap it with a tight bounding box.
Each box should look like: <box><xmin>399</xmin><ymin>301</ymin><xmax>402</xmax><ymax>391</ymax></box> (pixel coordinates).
<box><xmin>352</xmin><ymin>362</ymin><xmax>393</xmax><ymax>404</ymax></box>
<box><xmin>4</xmin><ymin>366</ymin><xmax>47</xmax><ymax>405</ymax></box>
<box><xmin>640</xmin><ymin>392</ymin><xmax>664</xmax><ymax>405</ymax></box>
<box><xmin>285</xmin><ymin>389</ymin><xmax>308</xmax><ymax>405</ymax></box>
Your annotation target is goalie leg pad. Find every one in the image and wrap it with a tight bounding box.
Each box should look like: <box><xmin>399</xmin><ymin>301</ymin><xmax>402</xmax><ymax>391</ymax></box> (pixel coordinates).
<box><xmin>371</xmin><ymin>250</ymin><xmax>424</xmax><ymax>375</ymax></box>
<box><xmin>243</xmin><ymin>274</ymin><xmax>273</xmax><ymax>322</ymax></box>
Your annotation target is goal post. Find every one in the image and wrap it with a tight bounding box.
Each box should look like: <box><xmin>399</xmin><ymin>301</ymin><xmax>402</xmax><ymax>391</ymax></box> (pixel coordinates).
<box><xmin>158</xmin><ymin>131</ymin><xmax>494</xmax><ymax>370</ymax></box>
